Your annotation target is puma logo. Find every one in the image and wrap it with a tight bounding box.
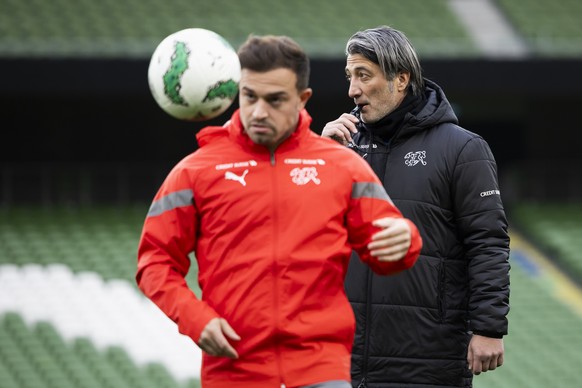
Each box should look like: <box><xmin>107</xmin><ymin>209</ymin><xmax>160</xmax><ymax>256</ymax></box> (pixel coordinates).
<box><xmin>225</xmin><ymin>169</ymin><xmax>248</xmax><ymax>186</ymax></box>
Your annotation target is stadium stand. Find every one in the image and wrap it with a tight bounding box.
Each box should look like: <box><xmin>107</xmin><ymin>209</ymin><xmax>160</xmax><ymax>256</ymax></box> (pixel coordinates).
<box><xmin>0</xmin><ymin>206</ymin><xmax>146</xmax><ymax>282</ymax></box>
<box><xmin>0</xmin><ymin>206</ymin><xmax>203</xmax><ymax>387</ymax></box>
<box><xmin>2</xmin><ymin>206</ymin><xmax>582</xmax><ymax>388</ymax></box>
<box><xmin>477</xmin><ymin>241</ymin><xmax>582</xmax><ymax>387</ymax></box>
<box><xmin>0</xmin><ymin>312</ymin><xmax>198</xmax><ymax>388</ymax></box>
<box><xmin>496</xmin><ymin>0</ymin><xmax>582</xmax><ymax>56</ymax></box>
<box><xmin>0</xmin><ymin>0</ymin><xmax>477</xmax><ymax>58</ymax></box>
<box><xmin>511</xmin><ymin>202</ymin><xmax>582</xmax><ymax>283</ymax></box>
<box><xmin>2</xmin><ymin>0</ymin><xmax>581</xmax><ymax>59</ymax></box>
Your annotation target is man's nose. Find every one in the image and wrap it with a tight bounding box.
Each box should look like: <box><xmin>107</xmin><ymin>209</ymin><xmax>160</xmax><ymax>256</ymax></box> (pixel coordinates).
<box><xmin>252</xmin><ymin>99</ymin><xmax>269</xmax><ymax>119</ymax></box>
<box><xmin>348</xmin><ymin>80</ymin><xmax>361</xmax><ymax>99</ymax></box>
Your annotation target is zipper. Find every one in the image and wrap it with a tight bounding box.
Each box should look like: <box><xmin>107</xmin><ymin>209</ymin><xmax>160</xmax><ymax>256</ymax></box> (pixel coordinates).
<box><xmin>270</xmin><ymin>150</ymin><xmax>284</xmax><ymax>383</ymax></box>
<box><xmin>358</xmin><ymin>125</ymin><xmax>393</xmax><ymax>388</ymax></box>
<box><xmin>357</xmin><ymin>376</ymin><xmax>368</xmax><ymax>388</ymax></box>
<box><xmin>360</xmin><ymin>266</ymin><xmax>373</xmax><ymax>384</ymax></box>
<box><xmin>358</xmin><ymin>134</ymin><xmax>384</xmax><ymax>386</ymax></box>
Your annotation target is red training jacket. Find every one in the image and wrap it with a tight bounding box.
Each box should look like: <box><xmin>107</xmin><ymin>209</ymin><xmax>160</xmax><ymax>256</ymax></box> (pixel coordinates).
<box><xmin>136</xmin><ymin>109</ymin><xmax>422</xmax><ymax>387</ymax></box>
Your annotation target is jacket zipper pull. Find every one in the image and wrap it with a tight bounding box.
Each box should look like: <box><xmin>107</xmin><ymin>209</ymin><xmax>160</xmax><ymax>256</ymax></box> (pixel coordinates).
<box><xmin>357</xmin><ymin>377</ymin><xmax>367</xmax><ymax>388</ymax></box>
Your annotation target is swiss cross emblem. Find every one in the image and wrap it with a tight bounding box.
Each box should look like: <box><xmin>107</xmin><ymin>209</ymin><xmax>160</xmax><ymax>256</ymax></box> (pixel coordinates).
<box><xmin>290</xmin><ymin>167</ymin><xmax>321</xmax><ymax>185</ymax></box>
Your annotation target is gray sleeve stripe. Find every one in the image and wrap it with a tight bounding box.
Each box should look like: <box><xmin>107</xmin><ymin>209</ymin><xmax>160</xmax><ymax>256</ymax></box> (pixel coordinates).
<box><xmin>147</xmin><ymin>189</ymin><xmax>194</xmax><ymax>217</ymax></box>
<box><xmin>352</xmin><ymin>182</ymin><xmax>391</xmax><ymax>202</ymax></box>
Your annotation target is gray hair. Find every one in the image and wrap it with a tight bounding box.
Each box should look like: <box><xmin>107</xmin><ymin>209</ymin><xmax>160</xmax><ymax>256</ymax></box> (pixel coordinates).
<box><xmin>346</xmin><ymin>26</ymin><xmax>424</xmax><ymax>96</ymax></box>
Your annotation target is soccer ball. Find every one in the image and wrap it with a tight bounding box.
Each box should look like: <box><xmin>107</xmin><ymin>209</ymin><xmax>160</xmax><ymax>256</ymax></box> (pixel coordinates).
<box><xmin>148</xmin><ymin>28</ymin><xmax>241</xmax><ymax>121</ymax></box>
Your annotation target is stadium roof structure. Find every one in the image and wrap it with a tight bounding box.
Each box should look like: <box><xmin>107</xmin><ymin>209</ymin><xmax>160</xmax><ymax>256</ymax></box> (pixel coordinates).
<box><xmin>2</xmin><ymin>0</ymin><xmax>580</xmax><ymax>60</ymax></box>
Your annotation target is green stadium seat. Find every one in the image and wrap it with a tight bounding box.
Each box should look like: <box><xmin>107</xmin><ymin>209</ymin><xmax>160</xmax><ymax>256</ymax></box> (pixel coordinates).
<box><xmin>2</xmin><ymin>202</ymin><xmax>582</xmax><ymax>388</ymax></box>
<box><xmin>497</xmin><ymin>0</ymin><xmax>582</xmax><ymax>56</ymax></box>
<box><xmin>0</xmin><ymin>0</ymin><xmax>478</xmax><ymax>58</ymax></box>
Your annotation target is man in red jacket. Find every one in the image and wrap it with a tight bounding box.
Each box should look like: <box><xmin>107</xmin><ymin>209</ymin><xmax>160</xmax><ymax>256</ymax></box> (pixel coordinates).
<box><xmin>137</xmin><ymin>34</ymin><xmax>422</xmax><ymax>388</ymax></box>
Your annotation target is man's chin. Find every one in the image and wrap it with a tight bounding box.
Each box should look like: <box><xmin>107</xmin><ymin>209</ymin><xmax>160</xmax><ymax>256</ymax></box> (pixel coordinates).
<box><xmin>361</xmin><ymin>113</ymin><xmax>379</xmax><ymax>125</ymax></box>
<box><xmin>249</xmin><ymin>134</ymin><xmax>271</xmax><ymax>146</ymax></box>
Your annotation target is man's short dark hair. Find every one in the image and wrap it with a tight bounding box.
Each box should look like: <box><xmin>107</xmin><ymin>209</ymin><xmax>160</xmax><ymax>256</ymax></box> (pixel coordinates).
<box><xmin>238</xmin><ymin>35</ymin><xmax>310</xmax><ymax>91</ymax></box>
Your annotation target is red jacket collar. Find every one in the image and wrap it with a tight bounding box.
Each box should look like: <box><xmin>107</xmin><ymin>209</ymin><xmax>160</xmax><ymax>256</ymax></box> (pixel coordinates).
<box><xmin>196</xmin><ymin>108</ymin><xmax>313</xmax><ymax>151</ymax></box>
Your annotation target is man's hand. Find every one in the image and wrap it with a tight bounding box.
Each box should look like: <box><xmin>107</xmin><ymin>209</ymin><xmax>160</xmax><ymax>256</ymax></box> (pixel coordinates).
<box><xmin>321</xmin><ymin>113</ymin><xmax>359</xmax><ymax>145</ymax></box>
<box><xmin>198</xmin><ymin>317</ymin><xmax>241</xmax><ymax>358</ymax></box>
<box><xmin>467</xmin><ymin>335</ymin><xmax>504</xmax><ymax>374</ymax></box>
<box><xmin>368</xmin><ymin>218</ymin><xmax>412</xmax><ymax>262</ymax></box>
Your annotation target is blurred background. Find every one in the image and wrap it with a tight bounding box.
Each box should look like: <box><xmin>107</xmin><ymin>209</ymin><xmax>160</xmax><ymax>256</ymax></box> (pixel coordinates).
<box><xmin>1</xmin><ymin>0</ymin><xmax>582</xmax><ymax>387</ymax></box>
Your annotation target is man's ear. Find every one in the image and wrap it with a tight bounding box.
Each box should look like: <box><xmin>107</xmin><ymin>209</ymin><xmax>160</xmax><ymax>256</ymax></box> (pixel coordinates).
<box><xmin>397</xmin><ymin>72</ymin><xmax>410</xmax><ymax>92</ymax></box>
<box><xmin>299</xmin><ymin>88</ymin><xmax>313</xmax><ymax>108</ymax></box>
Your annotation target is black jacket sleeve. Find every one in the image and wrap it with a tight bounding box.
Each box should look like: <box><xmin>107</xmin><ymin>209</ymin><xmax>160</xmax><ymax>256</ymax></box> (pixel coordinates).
<box><xmin>452</xmin><ymin>136</ymin><xmax>510</xmax><ymax>337</ymax></box>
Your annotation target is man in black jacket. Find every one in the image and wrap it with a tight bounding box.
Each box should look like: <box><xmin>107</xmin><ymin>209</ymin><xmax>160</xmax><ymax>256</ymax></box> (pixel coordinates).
<box><xmin>322</xmin><ymin>26</ymin><xmax>510</xmax><ymax>388</ymax></box>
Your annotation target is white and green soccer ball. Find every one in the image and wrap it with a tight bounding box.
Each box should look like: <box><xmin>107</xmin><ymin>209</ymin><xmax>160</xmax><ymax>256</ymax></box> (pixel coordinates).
<box><xmin>148</xmin><ymin>28</ymin><xmax>241</xmax><ymax>121</ymax></box>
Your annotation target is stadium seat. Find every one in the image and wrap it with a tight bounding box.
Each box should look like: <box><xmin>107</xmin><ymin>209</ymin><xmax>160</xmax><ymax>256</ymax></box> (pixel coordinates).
<box><xmin>0</xmin><ymin>0</ymin><xmax>477</xmax><ymax>58</ymax></box>
<box><xmin>496</xmin><ymin>0</ymin><xmax>582</xmax><ymax>56</ymax></box>
<box><xmin>2</xmin><ymin>203</ymin><xmax>582</xmax><ymax>388</ymax></box>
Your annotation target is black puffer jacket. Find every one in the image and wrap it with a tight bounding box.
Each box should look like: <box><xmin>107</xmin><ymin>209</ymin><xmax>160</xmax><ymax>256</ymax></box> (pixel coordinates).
<box><xmin>345</xmin><ymin>80</ymin><xmax>510</xmax><ymax>388</ymax></box>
